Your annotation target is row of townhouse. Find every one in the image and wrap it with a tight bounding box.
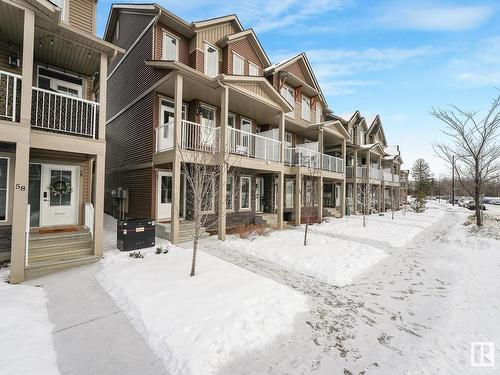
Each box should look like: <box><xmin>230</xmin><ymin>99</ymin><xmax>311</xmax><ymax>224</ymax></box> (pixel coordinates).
<box><xmin>0</xmin><ymin>1</ymin><xmax>407</xmax><ymax>283</ymax></box>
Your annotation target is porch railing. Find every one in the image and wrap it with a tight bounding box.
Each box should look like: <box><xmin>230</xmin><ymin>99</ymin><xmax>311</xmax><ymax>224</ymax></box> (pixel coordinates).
<box><xmin>322</xmin><ymin>154</ymin><xmax>344</xmax><ymax>173</ymax></box>
<box><xmin>228</xmin><ymin>128</ymin><xmax>281</xmax><ymax>162</ymax></box>
<box><xmin>84</xmin><ymin>202</ymin><xmax>95</xmax><ymax>238</ymax></box>
<box><xmin>285</xmin><ymin>146</ymin><xmax>321</xmax><ymax>168</ymax></box>
<box><xmin>31</xmin><ymin>87</ymin><xmax>99</xmax><ymax>138</ymax></box>
<box><xmin>346</xmin><ymin>166</ymin><xmax>354</xmax><ymax>177</ymax></box>
<box><xmin>0</xmin><ymin>70</ymin><xmax>21</xmax><ymax>122</ymax></box>
<box><xmin>383</xmin><ymin>170</ymin><xmax>393</xmax><ymax>182</ymax></box>
<box><xmin>156</xmin><ymin>120</ymin><xmax>220</xmax><ymax>153</ymax></box>
<box><xmin>358</xmin><ymin>166</ymin><xmax>367</xmax><ymax>178</ymax></box>
<box><xmin>370</xmin><ymin>167</ymin><xmax>382</xmax><ymax>180</ymax></box>
<box><xmin>393</xmin><ymin>174</ymin><xmax>400</xmax><ymax>183</ymax></box>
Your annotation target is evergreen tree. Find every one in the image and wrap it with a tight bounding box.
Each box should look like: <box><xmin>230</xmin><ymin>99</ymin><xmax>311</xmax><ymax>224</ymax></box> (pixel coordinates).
<box><xmin>411</xmin><ymin>158</ymin><xmax>433</xmax><ymax>195</ymax></box>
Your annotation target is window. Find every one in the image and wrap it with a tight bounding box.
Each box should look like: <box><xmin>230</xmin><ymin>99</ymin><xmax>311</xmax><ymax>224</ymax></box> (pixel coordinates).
<box><xmin>316</xmin><ymin>103</ymin><xmax>322</xmax><ymax>122</ymax></box>
<box><xmin>49</xmin><ymin>170</ymin><xmax>72</xmax><ymax>206</ymax></box>
<box><xmin>161</xmin><ymin>175</ymin><xmax>172</xmax><ymax>204</ymax></box>
<box><xmin>226</xmin><ymin>175</ymin><xmax>234</xmax><ymax>210</ymax></box>
<box><xmin>285</xmin><ymin>179</ymin><xmax>294</xmax><ymax>208</ymax></box>
<box><xmin>204</xmin><ymin>43</ymin><xmax>219</xmax><ymax>78</ymax></box>
<box><xmin>240</xmin><ymin>176</ymin><xmax>251</xmax><ymax>210</ymax></box>
<box><xmin>249</xmin><ymin>62</ymin><xmax>259</xmax><ymax>76</ymax></box>
<box><xmin>284</xmin><ymin>132</ymin><xmax>293</xmax><ymax>147</ymax></box>
<box><xmin>37</xmin><ymin>67</ymin><xmax>82</xmax><ymax>98</ymax></box>
<box><xmin>232</xmin><ymin>53</ymin><xmax>244</xmax><ymax>75</ymax></box>
<box><xmin>51</xmin><ymin>0</ymin><xmax>67</xmax><ymax>21</ymax></box>
<box><xmin>301</xmin><ymin>95</ymin><xmax>310</xmax><ymax>121</ymax></box>
<box><xmin>202</xmin><ymin>175</ymin><xmax>215</xmax><ymax>213</ymax></box>
<box><xmin>280</xmin><ymin>85</ymin><xmax>295</xmax><ymax>118</ymax></box>
<box><xmin>162</xmin><ymin>32</ymin><xmax>178</xmax><ymax>61</ymax></box>
<box><xmin>57</xmin><ymin>86</ymin><xmax>79</xmax><ymax>98</ymax></box>
<box><xmin>0</xmin><ymin>158</ymin><xmax>8</xmax><ymax>221</ymax></box>
<box><xmin>228</xmin><ymin>114</ymin><xmax>235</xmax><ymax>128</ymax></box>
<box><xmin>304</xmin><ymin>178</ymin><xmax>315</xmax><ymax>206</ymax></box>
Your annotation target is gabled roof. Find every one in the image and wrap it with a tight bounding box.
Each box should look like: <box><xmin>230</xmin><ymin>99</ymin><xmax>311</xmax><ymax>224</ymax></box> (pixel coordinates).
<box><xmin>217</xmin><ymin>29</ymin><xmax>271</xmax><ymax>67</ymax></box>
<box><xmin>367</xmin><ymin>115</ymin><xmax>387</xmax><ymax>146</ymax></box>
<box><xmin>264</xmin><ymin>52</ymin><xmax>327</xmax><ymax>106</ymax></box>
<box><xmin>193</xmin><ymin>14</ymin><xmax>244</xmax><ymax>32</ymax></box>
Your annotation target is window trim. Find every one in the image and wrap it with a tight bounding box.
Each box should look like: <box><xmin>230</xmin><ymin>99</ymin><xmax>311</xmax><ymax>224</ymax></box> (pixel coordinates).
<box><xmin>204</xmin><ymin>42</ymin><xmax>219</xmax><ymax>78</ymax></box>
<box><xmin>248</xmin><ymin>61</ymin><xmax>260</xmax><ymax>76</ymax></box>
<box><xmin>232</xmin><ymin>52</ymin><xmax>245</xmax><ymax>75</ymax></box>
<box><xmin>0</xmin><ymin>157</ymin><xmax>9</xmax><ymax>222</ymax></box>
<box><xmin>162</xmin><ymin>30</ymin><xmax>179</xmax><ymax>61</ymax></box>
<box><xmin>285</xmin><ymin>178</ymin><xmax>294</xmax><ymax>208</ymax></box>
<box><xmin>226</xmin><ymin>175</ymin><xmax>235</xmax><ymax>212</ymax></box>
<box><xmin>316</xmin><ymin>102</ymin><xmax>322</xmax><ymax>122</ymax></box>
<box><xmin>280</xmin><ymin>84</ymin><xmax>295</xmax><ymax>118</ymax></box>
<box><xmin>201</xmin><ymin>175</ymin><xmax>216</xmax><ymax>214</ymax></box>
<box><xmin>37</xmin><ymin>66</ymin><xmax>83</xmax><ymax>99</ymax></box>
<box><xmin>239</xmin><ymin>176</ymin><xmax>252</xmax><ymax>210</ymax></box>
<box><xmin>301</xmin><ymin>95</ymin><xmax>311</xmax><ymax>121</ymax></box>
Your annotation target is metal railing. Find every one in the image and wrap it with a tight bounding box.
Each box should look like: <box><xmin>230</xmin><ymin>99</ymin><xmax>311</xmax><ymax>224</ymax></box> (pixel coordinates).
<box><xmin>228</xmin><ymin>128</ymin><xmax>281</xmax><ymax>162</ymax></box>
<box><xmin>285</xmin><ymin>146</ymin><xmax>321</xmax><ymax>168</ymax></box>
<box><xmin>370</xmin><ymin>167</ymin><xmax>382</xmax><ymax>180</ymax></box>
<box><xmin>84</xmin><ymin>202</ymin><xmax>95</xmax><ymax>238</ymax></box>
<box><xmin>358</xmin><ymin>166</ymin><xmax>367</xmax><ymax>178</ymax></box>
<box><xmin>0</xmin><ymin>70</ymin><xmax>21</xmax><ymax>122</ymax></box>
<box><xmin>31</xmin><ymin>87</ymin><xmax>99</xmax><ymax>138</ymax></box>
<box><xmin>346</xmin><ymin>166</ymin><xmax>354</xmax><ymax>177</ymax></box>
<box><xmin>181</xmin><ymin>120</ymin><xmax>220</xmax><ymax>152</ymax></box>
<box><xmin>322</xmin><ymin>154</ymin><xmax>344</xmax><ymax>173</ymax></box>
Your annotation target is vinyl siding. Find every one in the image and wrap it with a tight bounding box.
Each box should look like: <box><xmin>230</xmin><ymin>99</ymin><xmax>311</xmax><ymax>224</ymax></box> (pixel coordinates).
<box><xmin>227</xmin><ymin>37</ymin><xmax>264</xmax><ymax>75</ymax></box>
<box><xmin>154</xmin><ymin>24</ymin><xmax>190</xmax><ymax>65</ymax></box>
<box><xmin>68</xmin><ymin>0</ymin><xmax>95</xmax><ymax>35</ymax></box>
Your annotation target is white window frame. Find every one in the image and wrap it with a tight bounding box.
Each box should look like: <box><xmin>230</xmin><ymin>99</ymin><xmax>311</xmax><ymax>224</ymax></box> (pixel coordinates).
<box><xmin>204</xmin><ymin>42</ymin><xmax>219</xmax><ymax>78</ymax></box>
<box><xmin>0</xmin><ymin>157</ymin><xmax>9</xmax><ymax>222</ymax></box>
<box><xmin>240</xmin><ymin>176</ymin><xmax>252</xmax><ymax>210</ymax></box>
<box><xmin>226</xmin><ymin>175</ymin><xmax>234</xmax><ymax>211</ymax></box>
<box><xmin>280</xmin><ymin>84</ymin><xmax>295</xmax><ymax>118</ymax></box>
<box><xmin>301</xmin><ymin>95</ymin><xmax>310</xmax><ymax>121</ymax></box>
<box><xmin>228</xmin><ymin>113</ymin><xmax>236</xmax><ymax>128</ymax></box>
<box><xmin>232</xmin><ymin>52</ymin><xmax>245</xmax><ymax>75</ymax></box>
<box><xmin>162</xmin><ymin>31</ymin><xmax>179</xmax><ymax>61</ymax></box>
<box><xmin>285</xmin><ymin>178</ymin><xmax>294</xmax><ymax>208</ymax></box>
<box><xmin>284</xmin><ymin>131</ymin><xmax>293</xmax><ymax>147</ymax></box>
<box><xmin>248</xmin><ymin>61</ymin><xmax>260</xmax><ymax>76</ymax></box>
<box><xmin>37</xmin><ymin>66</ymin><xmax>83</xmax><ymax>98</ymax></box>
<box><xmin>202</xmin><ymin>175</ymin><xmax>216</xmax><ymax>214</ymax></box>
<box><xmin>316</xmin><ymin>103</ymin><xmax>322</xmax><ymax>122</ymax></box>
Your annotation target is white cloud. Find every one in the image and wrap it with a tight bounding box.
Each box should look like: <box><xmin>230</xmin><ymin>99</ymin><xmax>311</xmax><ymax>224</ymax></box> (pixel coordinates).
<box><xmin>451</xmin><ymin>37</ymin><xmax>500</xmax><ymax>86</ymax></box>
<box><xmin>376</xmin><ymin>2</ymin><xmax>493</xmax><ymax>32</ymax></box>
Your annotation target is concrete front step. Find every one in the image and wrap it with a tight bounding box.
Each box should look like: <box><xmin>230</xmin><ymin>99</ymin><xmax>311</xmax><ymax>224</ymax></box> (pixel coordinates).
<box><xmin>28</xmin><ymin>247</ymin><xmax>93</xmax><ymax>263</ymax></box>
<box><xmin>156</xmin><ymin>222</ymin><xmax>210</xmax><ymax>243</ymax></box>
<box><xmin>25</xmin><ymin>255</ymin><xmax>99</xmax><ymax>280</ymax></box>
<box><xmin>29</xmin><ymin>231</ymin><xmax>92</xmax><ymax>247</ymax></box>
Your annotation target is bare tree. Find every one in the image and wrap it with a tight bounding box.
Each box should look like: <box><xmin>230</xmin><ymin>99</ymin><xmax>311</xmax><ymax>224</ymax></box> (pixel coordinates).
<box><xmin>432</xmin><ymin>94</ymin><xmax>500</xmax><ymax>226</ymax></box>
<box><xmin>357</xmin><ymin>179</ymin><xmax>369</xmax><ymax>227</ymax></box>
<box><xmin>178</xmin><ymin>131</ymin><xmax>240</xmax><ymax>276</ymax></box>
<box><xmin>298</xmin><ymin>151</ymin><xmax>321</xmax><ymax>246</ymax></box>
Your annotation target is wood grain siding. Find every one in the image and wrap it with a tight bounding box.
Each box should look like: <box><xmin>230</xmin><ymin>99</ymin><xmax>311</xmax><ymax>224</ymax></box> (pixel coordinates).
<box><xmin>237</xmin><ymin>83</ymin><xmax>273</xmax><ymax>101</ymax></box>
<box><xmin>68</xmin><ymin>0</ymin><xmax>95</xmax><ymax>35</ymax></box>
<box><xmin>107</xmin><ymin>27</ymin><xmax>165</xmax><ymax>119</ymax></box>
<box><xmin>228</xmin><ymin>37</ymin><xmax>264</xmax><ymax>76</ymax></box>
<box><xmin>109</xmin><ymin>12</ymin><xmax>155</xmax><ymax>72</ymax></box>
<box><xmin>189</xmin><ymin>49</ymin><xmax>204</xmax><ymax>72</ymax></box>
<box><xmin>194</xmin><ymin>23</ymin><xmax>238</xmax><ymax>50</ymax></box>
<box><xmin>154</xmin><ymin>24</ymin><xmax>190</xmax><ymax>65</ymax></box>
<box><xmin>286</xmin><ymin>61</ymin><xmax>309</xmax><ymax>84</ymax></box>
<box><xmin>106</xmin><ymin>93</ymin><xmax>155</xmax><ymax>170</ymax></box>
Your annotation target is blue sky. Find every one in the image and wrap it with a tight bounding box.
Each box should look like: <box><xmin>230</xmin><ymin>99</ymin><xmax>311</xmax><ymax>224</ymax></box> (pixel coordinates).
<box><xmin>96</xmin><ymin>0</ymin><xmax>500</xmax><ymax>176</ymax></box>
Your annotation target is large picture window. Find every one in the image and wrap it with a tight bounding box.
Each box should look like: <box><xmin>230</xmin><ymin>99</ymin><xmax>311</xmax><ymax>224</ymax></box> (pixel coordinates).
<box><xmin>240</xmin><ymin>176</ymin><xmax>251</xmax><ymax>210</ymax></box>
<box><xmin>0</xmin><ymin>158</ymin><xmax>9</xmax><ymax>221</ymax></box>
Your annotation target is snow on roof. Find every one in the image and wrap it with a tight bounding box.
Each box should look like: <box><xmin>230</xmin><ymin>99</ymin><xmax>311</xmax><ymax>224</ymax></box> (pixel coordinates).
<box><xmin>263</xmin><ymin>56</ymin><xmax>296</xmax><ymax>73</ymax></box>
<box><xmin>360</xmin><ymin>143</ymin><xmax>377</xmax><ymax>150</ymax></box>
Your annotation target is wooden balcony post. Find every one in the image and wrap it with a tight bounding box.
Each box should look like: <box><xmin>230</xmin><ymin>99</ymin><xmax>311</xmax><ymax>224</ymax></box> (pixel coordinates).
<box><xmin>353</xmin><ymin>149</ymin><xmax>358</xmax><ymax>214</ymax></box>
<box><xmin>294</xmin><ymin>171</ymin><xmax>301</xmax><ymax>226</ymax></box>
<box><xmin>218</xmin><ymin>85</ymin><xmax>228</xmax><ymax>240</ymax></box>
<box><xmin>20</xmin><ymin>8</ymin><xmax>34</xmax><ymax>126</ymax></box>
<box><xmin>170</xmin><ymin>73</ymin><xmax>183</xmax><ymax>244</ymax></box>
<box><xmin>317</xmin><ymin>176</ymin><xmax>323</xmax><ymax>222</ymax></box>
<box><xmin>366</xmin><ymin>151</ymin><xmax>371</xmax><ymax>214</ymax></box>
<box><xmin>98</xmin><ymin>53</ymin><xmax>107</xmax><ymax>140</ymax></box>
<box><xmin>93</xmin><ymin>152</ymin><xmax>105</xmax><ymax>256</ymax></box>
<box><xmin>277</xmin><ymin>112</ymin><xmax>285</xmax><ymax>230</ymax></box>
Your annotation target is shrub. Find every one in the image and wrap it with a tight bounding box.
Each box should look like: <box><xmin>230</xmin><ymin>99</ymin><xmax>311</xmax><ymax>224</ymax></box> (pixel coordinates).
<box><xmin>129</xmin><ymin>251</ymin><xmax>144</xmax><ymax>259</ymax></box>
<box><xmin>155</xmin><ymin>245</ymin><xmax>169</xmax><ymax>255</ymax></box>
<box><xmin>411</xmin><ymin>191</ymin><xmax>426</xmax><ymax>213</ymax></box>
<box><xmin>232</xmin><ymin>224</ymin><xmax>272</xmax><ymax>240</ymax></box>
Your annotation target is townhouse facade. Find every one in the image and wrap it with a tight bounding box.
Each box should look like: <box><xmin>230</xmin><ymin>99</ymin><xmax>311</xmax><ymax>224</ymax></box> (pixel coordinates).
<box><xmin>103</xmin><ymin>4</ymin><xmax>349</xmax><ymax>243</ymax></box>
<box><xmin>0</xmin><ymin>0</ymin><xmax>121</xmax><ymax>282</ymax></box>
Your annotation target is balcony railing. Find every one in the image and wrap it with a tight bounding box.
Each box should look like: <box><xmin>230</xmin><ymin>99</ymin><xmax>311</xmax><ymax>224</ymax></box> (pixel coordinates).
<box><xmin>0</xmin><ymin>71</ymin><xmax>21</xmax><ymax>122</ymax></box>
<box><xmin>156</xmin><ymin>120</ymin><xmax>220</xmax><ymax>153</ymax></box>
<box><xmin>322</xmin><ymin>154</ymin><xmax>344</xmax><ymax>173</ymax></box>
<box><xmin>369</xmin><ymin>167</ymin><xmax>382</xmax><ymax>180</ymax></box>
<box><xmin>228</xmin><ymin>128</ymin><xmax>281</xmax><ymax>162</ymax></box>
<box><xmin>31</xmin><ymin>87</ymin><xmax>99</xmax><ymax>138</ymax></box>
<box><xmin>285</xmin><ymin>147</ymin><xmax>320</xmax><ymax>168</ymax></box>
<box><xmin>346</xmin><ymin>166</ymin><xmax>354</xmax><ymax>177</ymax></box>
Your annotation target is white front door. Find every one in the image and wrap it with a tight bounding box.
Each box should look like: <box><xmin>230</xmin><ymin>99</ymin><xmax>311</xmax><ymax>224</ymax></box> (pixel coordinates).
<box><xmin>40</xmin><ymin>164</ymin><xmax>79</xmax><ymax>227</ymax></box>
<box><xmin>255</xmin><ymin>177</ymin><xmax>264</xmax><ymax>212</ymax></box>
<box><xmin>157</xmin><ymin>171</ymin><xmax>172</xmax><ymax>220</ymax></box>
<box><xmin>335</xmin><ymin>185</ymin><xmax>341</xmax><ymax>208</ymax></box>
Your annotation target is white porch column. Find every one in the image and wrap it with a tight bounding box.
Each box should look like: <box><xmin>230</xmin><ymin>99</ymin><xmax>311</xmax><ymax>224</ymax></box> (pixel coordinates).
<box><xmin>377</xmin><ymin>185</ymin><xmax>382</xmax><ymax>213</ymax></box>
<box><xmin>93</xmin><ymin>152</ymin><xmax>105</xmax><ymax>256</ymax></box>
<box><xmin>218</xmin><ymin>85</ymin><xmax>228</xmax><ymax>240</ymax></box>
<box><xmin>279</xmin><ymin>112</ymin><xmax>285</xmax><ymax>163</ymax></box>
<box><xmin>294</xmin><ymin>171</ymin><xmax>301</xmax><ymax>226</ymax></box>
<box><xmin>277</xmin><ymin>112</ymin><xmax>285</xmax><ymax>229</ymax></box>
<box><xmin>353</xmin><ymin>150</ymin><xmax>358</xmax><ymax>214</ymax></box>
<box><xmin>366</xmin><ymin>152</ymin><xmax>371</xmax><ymax>214</ymax></box>
<box><xmin>170</xmin><ymin>74</ymin><xmax>183</xmax><ymax>244</ymax></box>
<box><xmin>10</xmin><ymin>8</ymin><xmax>35</xmax><ymax>284</ymax></box>
<box><xmin>98</xmin><ymin>53</ymin><xmax>108</xmax><ymax>140</ymax></box>
<box><xmin>340</xmin><ymin>139</ymin><xmax>346</xmax><ymax>217</ymax></box>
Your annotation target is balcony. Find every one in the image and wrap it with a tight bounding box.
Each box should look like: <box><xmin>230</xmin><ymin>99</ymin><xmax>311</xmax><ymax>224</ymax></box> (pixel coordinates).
<box><xmin>285</xmin><ymin>147</ymin><xmax>344</xmax><ymax>173</ymax></box>
<box><xmin>228</xmin><ymin>128</ymin><xmax>281</xmax><ymax>162</ymax></box>
<box><xmin>382</xmin><ymin>169</ymin><xmax>401</xmax><ymax>184</ymax></box>
<box><xmin>156</xmin><ymin>120</ymin><xmax>220</xmax><ymax>153</ymax></box>
<box><xmin>1</xmin><ymin>70</ymin><xmax>99</xmax><ymax>139</ymax></box>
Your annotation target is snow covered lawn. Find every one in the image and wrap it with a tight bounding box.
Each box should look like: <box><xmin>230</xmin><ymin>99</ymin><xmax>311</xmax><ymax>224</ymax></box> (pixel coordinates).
<box><xmin>312</xmin><ymin>204</ymin><xmax>445</xmax><ymax>247</ymax></box>
<box><xmin>0</xmin><ymin>269</ymin><xmax>59</xmax><ymax>375</ymax></box>
<box><xmin>201</xmin><ymin>230</ymin><xmax>387</xmax><ymax>286</ymax></box>
<box><xmin>97</xmin><ymin>239</ymin><xmax>308</xmax><ymax>375</ymax></box>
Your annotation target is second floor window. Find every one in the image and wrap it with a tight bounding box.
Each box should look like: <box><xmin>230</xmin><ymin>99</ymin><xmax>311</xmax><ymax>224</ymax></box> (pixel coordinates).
<box><xmin>163</xmin><ymin>32</ymin><xmax>178</xmax><ymax>61</ymax></box>
<box><xmin>232</xmin><ymin>53</ymin><xmax>244</xmax><ymax>75</ymax></box>
<box><xmin>280</xmin><ymin>85</ymin><xmax>295</xmax><ymax>118</ymax></box>
<box><xmin>301</xmin><ymin>95</ymin><xmax>310</xmax><ymax>121</ymax></box>
<box><xmin>249</xmin><ymin>62</ymin><xmax>259</xmax><ymax>76</ymax></box>
<box><xmin>205</xmin><ymin>43</ymin><xmax>219</xmax><ymax>78</ymax></box>
<box><xmin>316</xmin><ymin>103</ymin><xmax>322</xmax><ymax>122</ymax></box>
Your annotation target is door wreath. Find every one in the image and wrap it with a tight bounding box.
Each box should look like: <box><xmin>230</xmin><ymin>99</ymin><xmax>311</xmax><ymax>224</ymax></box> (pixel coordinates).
<box><xmin>49</xmin><ymin>180</ymin><xmax>72</xmax><ymax>197</ymax></box>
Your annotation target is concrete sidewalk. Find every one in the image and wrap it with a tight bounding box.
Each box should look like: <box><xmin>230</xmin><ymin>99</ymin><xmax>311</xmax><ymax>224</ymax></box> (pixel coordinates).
<box><xmin>27</xmin><ymin>263</ymin><xmax>168</xmax><ymax>375</ymax></box>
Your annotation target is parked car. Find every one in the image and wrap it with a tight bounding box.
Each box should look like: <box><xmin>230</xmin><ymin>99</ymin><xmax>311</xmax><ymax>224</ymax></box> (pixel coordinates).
<box><xmin>467</xmin><ymin>200</ymin><xmax>486</xmax><ymax>211</ymax></box>
<box><xmin>458</xmin><ymin>199</ymin><xmax>468</xmax><ymax>207</ymax></box>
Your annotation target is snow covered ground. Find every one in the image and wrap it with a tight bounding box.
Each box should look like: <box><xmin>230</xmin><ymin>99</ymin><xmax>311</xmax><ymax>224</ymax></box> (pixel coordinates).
<box><xmin>98</xmin><ymin>223</ymin><xmax>308</xmax><ymax>375</ymax></box>
<box><xmin>0</xmin><ymin>269</ymin><xmax>60</xmax><ymax>375</ymax></box>
<box><xmin>201</xmin><ymin>229</ymin><xmax>386</xmax><ymax>286</ymax></box>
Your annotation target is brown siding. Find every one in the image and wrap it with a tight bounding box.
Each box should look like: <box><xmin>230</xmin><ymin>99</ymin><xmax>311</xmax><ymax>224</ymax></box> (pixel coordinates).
<box><xmin>107</xmin><ymin>27</ymin><xmax>165</xmax><ymax>119</ymax></box>
<box><xmin>68</xmin><ymin>0</ymin><xmax>95</xmax><ymax>35</ymax></box>
<box><xmin>154</xmin><ymin>24</ymin><xmax>190</xmax><ymax>65</ymax></box>
<box><xmin>189</xmin><ymin>49</ymin><xmax>204</xmax><ymax>72</ymax></box>
<box><xmin>227</xmin><ymin>37</ymin><xmax>264</xmax><ymax>76</ymax></box>
<box><xmin>109</xmin><ymin>12</ymin><xmax>155</xmax><ymax>72</ymax></box>
<box><xmin>286</xmin><ymin>61</ymin><xmax>308</xmax><ymax>83</ymax></box>
<box><xmin>0</xmin><ymin>40</ymin><xmax>22</xmax><ymax>74</ymax></box>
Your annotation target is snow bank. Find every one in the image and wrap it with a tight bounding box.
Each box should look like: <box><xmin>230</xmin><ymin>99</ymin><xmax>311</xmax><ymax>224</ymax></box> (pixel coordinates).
<box><xmin>203</xmin><ymin>230</ymin><xmax>387</xmax><ymax>286</ymax></box>
<box><xmin>97</xmin><ymin>244</ymin><xmax>308</xmax><ymax>375</ymax></box>
<box><xmin>314</xmin><ymin>207</ymin><xmax>445</xmax><ymax>247</ymax></box>
<box><xmin>0</xmin><ymin>270</ymin><xmax>59</xmax><ymax>375</ymax></box>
